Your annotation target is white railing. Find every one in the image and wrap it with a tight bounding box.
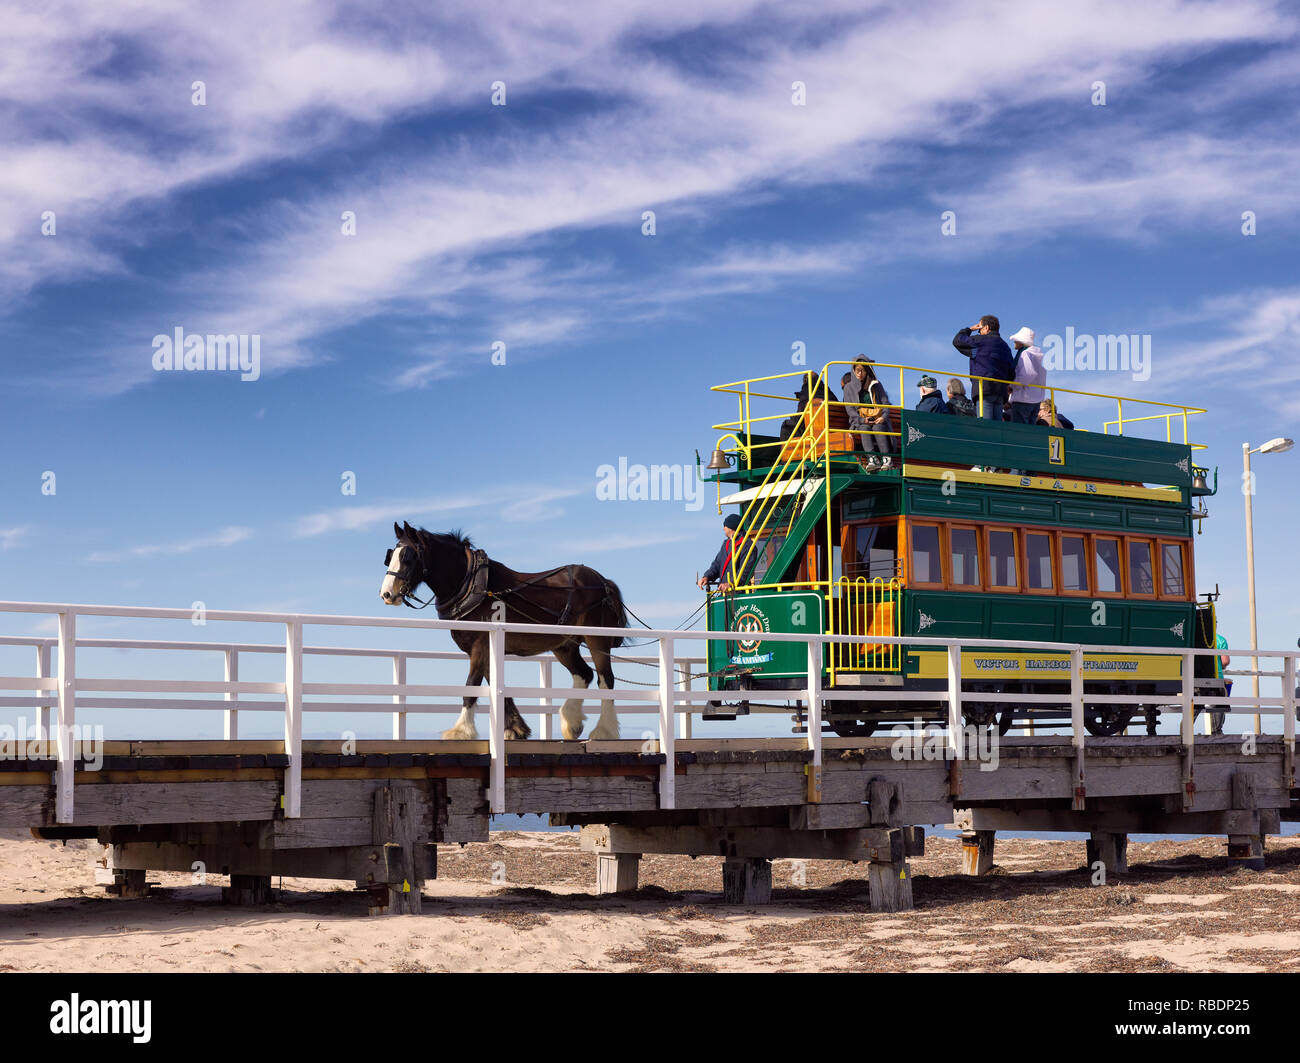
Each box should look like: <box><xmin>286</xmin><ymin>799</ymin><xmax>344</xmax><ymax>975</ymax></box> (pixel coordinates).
<box><xmin>0</xmin><ymin>601</ymin><xmax>1296</xmax><ymax>823</ymax></box>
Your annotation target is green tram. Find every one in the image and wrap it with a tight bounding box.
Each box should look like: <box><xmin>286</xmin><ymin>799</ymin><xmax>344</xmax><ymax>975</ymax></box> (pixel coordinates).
<box><xmin>702</xmin><ymin>362</ymin><xmax>1222</xmax><ymax>737</ymax></box>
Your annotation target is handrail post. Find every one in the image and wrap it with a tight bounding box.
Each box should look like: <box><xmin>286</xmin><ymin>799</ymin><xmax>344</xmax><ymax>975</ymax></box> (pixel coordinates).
<box><xmin>806</xmin><ymin>638</ymin><xmax>823</xmax><ymax>803</ymax></box>
<box><xmin>1180</xmin><ymin>651</ymin><xmax>1195</xmax><ymax>811</ymax></box>
<box><xmin>658</xmin><ymin>637</ymin><xmax>676</xmax><ymax>810</ymax></box>
<box><xmin>946</xmin><ymin>643</ymin><xmax>962</xmax><ymax>760</ymax></box>
<box><xmin>55</xmin><ymin>611</ymin><xmax>76</xmax><ymax>824</ymax></box>
<box><xmin>36</xmin><ymin>642</ymin><xmax>52</xmax><ymax>745</ymax></box>
<box><xmin>224</xmin><ymin>648</ymin><xmax>239</xmax><ymax>740</ymax></box>
<box><xmin>678</xmin><ymin>661</ymin><xmax>693</xmax><ymax>740</ymax></box>
<box><xmin>1282</xmin><ymin>654</ymin><xmax>1296</xmax><ymax>789</ymax></box>
<box><xmin>488</xmin><ymin>625</ymin><xmax>506</xmax><ymax>814</ymax></box>
<box><xmin>391</xmin><ymin>654</ymin><xmax>407</xmax><ymax>741</ymax></box>
<box><xmin>538</xmin><ymin>658</ymin><xmax>553</xmax><ymax>740</ymax></box>
<box><xmin>1070</xmin><ymin>647</ymin><xmax>1085</xmax><ymax>811</ymax></box>
<box><xmin>283</xmin><ymin>620</ymin><xmax>302</xmax><ymax>819</ymax></box>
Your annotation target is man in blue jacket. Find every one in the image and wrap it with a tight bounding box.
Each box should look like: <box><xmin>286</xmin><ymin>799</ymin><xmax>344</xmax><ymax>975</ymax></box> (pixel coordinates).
<box><xmin>698</xmin><ymin>514</ymin><xmax>749</xmax><ymax>591</ymax></box>
<box><xmin>952</xmin><ymin>315</ymin><xmax>1016</xmax><ymax>421</ymax></box>
<box><xmin>915</xmin><ymin>375</ymin><xmax>950</xmax><ymax>415</ymax></box>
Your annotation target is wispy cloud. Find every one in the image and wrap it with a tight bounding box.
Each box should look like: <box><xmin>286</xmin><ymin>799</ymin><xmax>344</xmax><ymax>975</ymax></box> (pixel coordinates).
<box><xmin>87</xmin><ymin>525</ymin><xmax>254</xmax><ymax>563</ymax></box>
<box><xmin>0</xmin><ymin>526</ymin><xmax>30</xmax><ymax>550</ymax></box>
<box><xmin>292</xmin><ymin>485</ymin><xmax>587</xmax><ymax>538</ymax></box>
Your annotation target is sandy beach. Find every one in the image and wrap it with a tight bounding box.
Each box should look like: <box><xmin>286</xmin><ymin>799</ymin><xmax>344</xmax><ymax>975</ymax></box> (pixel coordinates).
<box><xmin>3</xmin><ymin>828</ymin><xmax>1300</xmax><ymax>973</ymax></box>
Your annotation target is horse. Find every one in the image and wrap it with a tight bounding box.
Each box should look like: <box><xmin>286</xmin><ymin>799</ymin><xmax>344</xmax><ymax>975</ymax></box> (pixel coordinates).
<box><xmin>379</xmin><ymin>522</ymin><xmax>628</xmax><ymax>741</ymax></box>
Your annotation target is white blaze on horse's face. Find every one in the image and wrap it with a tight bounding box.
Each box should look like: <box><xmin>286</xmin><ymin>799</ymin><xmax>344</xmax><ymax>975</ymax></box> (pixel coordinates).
<box><xmin>380</xmin><ymin>545</ymin><xmax>407</xmax><ymax>605</ymax></box>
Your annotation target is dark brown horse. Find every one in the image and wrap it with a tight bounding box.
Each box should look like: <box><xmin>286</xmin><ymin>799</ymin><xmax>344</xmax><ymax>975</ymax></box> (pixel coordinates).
<box><xmin>379</xmin><ymin>522</ymin><xmax>628</xmax><ymax>740</ymax></box>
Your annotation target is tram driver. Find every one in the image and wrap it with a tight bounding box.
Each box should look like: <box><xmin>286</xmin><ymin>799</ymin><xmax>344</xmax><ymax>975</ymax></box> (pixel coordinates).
<box><xmin>698</xmin><ymin>513</ymin><xmax>748</xmax><ymax>593</ymax></box>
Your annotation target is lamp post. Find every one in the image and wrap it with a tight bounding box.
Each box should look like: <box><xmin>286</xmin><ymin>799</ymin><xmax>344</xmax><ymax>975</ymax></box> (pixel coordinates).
<box><xmin>1243</xmin><ymin>437</ymin><xmax>1295</xmax><ymax>733</ymax></box>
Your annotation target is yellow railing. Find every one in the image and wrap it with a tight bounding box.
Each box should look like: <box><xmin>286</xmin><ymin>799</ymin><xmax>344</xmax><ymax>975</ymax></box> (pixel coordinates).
<box><xmin>711</xmin><ymin>360</ymin><xmax>1208</xmax><ymax>466</ymax></box>
<box><xmin>832</xmin><ymin>578</ymin><xmax>901</xmax><ymax>674</ymax></box>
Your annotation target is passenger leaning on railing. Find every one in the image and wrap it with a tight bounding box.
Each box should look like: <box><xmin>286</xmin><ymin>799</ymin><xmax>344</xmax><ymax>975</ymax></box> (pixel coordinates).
<box><xmin>952</xmin><ymin>315</ymin><xmax>1016</xmax><ymax>420</ymax></box>
<box><xmin>843</xmin><ymin>355</ymin><xmax>896</xmax><ymax>470</ymax></box>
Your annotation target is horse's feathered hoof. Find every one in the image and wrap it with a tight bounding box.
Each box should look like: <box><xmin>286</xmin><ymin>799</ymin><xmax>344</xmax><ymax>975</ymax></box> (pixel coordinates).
<box><xmin>588</xmin><ymin>724</ymin><xmax>620</xmax><ymax>741</ymax></box>
<box><xmin>442</xmin><ymin>725</ymin><xmax>478</xmax><ymax>740</ymax></box>
<box><xmin>506</xmin><ymin>720</ymin><xmax>532</xmax><ymax>740</ymax></box>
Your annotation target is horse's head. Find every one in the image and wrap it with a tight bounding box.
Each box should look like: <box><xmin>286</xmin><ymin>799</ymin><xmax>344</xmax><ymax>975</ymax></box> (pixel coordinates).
<box><xmin>381</xmin><ymin>523</ymin><xmax>472</xmax><ymax>606</ymax></box>
<box><xmin>380</xmin><ymin>521</ymin><xmax>422</xmax><ymax>606</ymax></box>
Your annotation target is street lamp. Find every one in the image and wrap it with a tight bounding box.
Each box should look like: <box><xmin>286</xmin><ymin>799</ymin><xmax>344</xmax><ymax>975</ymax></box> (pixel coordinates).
<box><xmin>1243</xmin><ymin>437</ymin><xmax>1294</xmax><ymax>733</ymax></box>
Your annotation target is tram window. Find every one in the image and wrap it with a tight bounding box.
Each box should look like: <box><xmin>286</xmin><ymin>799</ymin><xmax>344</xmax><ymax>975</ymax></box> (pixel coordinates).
<box><xmin>1026</xmin><ymin>532</ymin><xmax>1054</xmax><ymax>591</ymax></box>
<box><xmin>1095</xmin><ymin>538</ymin><xmax>1122</xmax><ymax>594</ymax></box>
<box><xmin>910</xmin><ymin>524</ymin><xmax>942</xmax><ymax>585</ymax></box>
<box><xmin>1161</xmin><ymin>542</ymin><xmax>1185</xmax><ymax>597</ymax></box>
<box><xmin>988</xmin><ymin>529</ymin><xmax>1018</xmax><ymax>588</ymax></box>
<box><xmin>849</xmin><ymin>523</ymin><xmax>898</xmax><ymax>580</ymax></box>
<box><xmin>950</xmin><ymin>527</ymin><xmax>980</xmax><ymax>587</ymax></box>
<box><xmin>1061</xmin><ymin>535</ymin><xmax>1088</xmax><ymax>593</ymax></box>
<box><xmin>1129</xmin><ymin>540</ymin><xmax>1155</xmax><ymax>595</ymax></box>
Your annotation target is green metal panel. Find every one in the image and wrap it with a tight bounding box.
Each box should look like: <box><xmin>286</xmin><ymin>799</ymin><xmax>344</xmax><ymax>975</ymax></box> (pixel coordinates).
<box><xmin>987</xmin><ymin>495</ymin><xmax>1059</xmax><ymax>523</ymax></box>
<box><xmin>904</xmin><ymin>482</ymin><xmax>1192</xmax><ymax>537</ymax></box>
<box><xmin>903</xmin><ymin>589</ymin><xmax>1194</xmax><ymax>648</ymax></box>
<box><xmin>1059</xmin><ymin>502</ymin><xmax>1124</xmax><ymax>528</ymax></box>
<box><xmin>841</xmin><ymin>487</ymin><xmax>901</xmax><ymax>521</ymax></box>
<box><xmin>706</xmin><ymin>591</ymin><xmax>824</xmax><ymax>683</ymax></box>
<box><xmin>901</xmin><ymin>410</ymin><xmax>1193</xmax><ymax>490</ymax></box>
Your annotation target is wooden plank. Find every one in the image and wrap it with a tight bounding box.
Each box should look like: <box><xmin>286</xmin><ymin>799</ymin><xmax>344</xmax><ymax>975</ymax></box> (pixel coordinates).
<box><xmin>673</xmin><ymin>772</ymin><xmax>807</xmax><ymax>810</ymax></box>
<box><xmin>868</xmin><ymin>859</ymin><xmax>913</xmax><ymax>912</ymax></box>
<box><xmin>961</xmin><ymin>806</ymin><xmax>1264</xmax><ymax>835</ymax></box>
<box><xmin>868</xmin><ymin>779</ymin><xmax>904</xmax><ymax>827</ymax></box>
<box><xmin>261</xmin><ymin>817</ymin><xmax>374</xmax><ymax>849</ymax></box>
<box><xmin>960</xmin><ymin>831</ymin><xmax>996</xmax><ymax>876</ymax></box>
<box><xmin>822</xmin><ymin>766</ymin><xmax>948</xmax><ymax>805</ymax></box>
<box><xmin>504</xmin><ymin>776</ymin><xmax>657</xmax><ymax>813</ymax></box>
<box><xmin>953</xmin><ymin>763</ymin><xmax>1072</xmax><ymax>801</ymax></box>
<box><xmin>789</xmin><ymin>803</ymin><xmax>871</xmax><ymax>830</ymax></box>
<box><xmin>0</xmin><ymin>785</ymin><xmax>51</xmax><ymax>825</ymax></box>
<box><xmin>67</xmin><ymin>781</ymin><xmax>280</xmax><ymax>826</ymax></box>
<box><xmin>580</xmin><ymin>823</ymin><xmax>904</xmax><ymax>862</ymax></box>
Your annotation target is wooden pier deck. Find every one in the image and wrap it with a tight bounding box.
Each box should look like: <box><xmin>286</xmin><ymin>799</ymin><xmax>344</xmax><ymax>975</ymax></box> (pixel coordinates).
<box><xmin>1</xmin><ymin>735</ymin><xmax>1291</xmax><ymax>913</ymax></box>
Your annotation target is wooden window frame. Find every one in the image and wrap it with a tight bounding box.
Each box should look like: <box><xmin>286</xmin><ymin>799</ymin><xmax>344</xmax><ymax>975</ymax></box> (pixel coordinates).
<box><xmin>906</xmin><ymin>519</ymin><xmax>946</xmax><ymax>589</ymax></box>
<box><xmin>948</xmin><ymin>523</ymin><xmax>985</xmax><ymax>591</ymax></box>
<box><xmin>843</xmin><ymin>518</ymin><xmax>902</xmax><ymax>584</ymax></box>
<box><xmin>1057</xmin><ymin>530</ymin><xmax>1092</xmax><ymax>597</ymax></box>
<box><xmin>1092</xmin><ymin>534</ymin><xmax>1125</xmax><ymax>598</ymax></box>
<box><xmin>1023</xmin><ymin>528</ymin><xmax>1057</xmax><ymax>595</ymax></box>
<box><xmin>985</xmin><ymin>525</ymin><xmax>1022</xmax><ymax>592</ymax></box>
<box><xmin>1156</xmin><ymin>538</ymin><xmax>1190</xmax><ymax>601</ymax></box>
<box><xmin>1126</xmin><ymin>537</ymin><xmax>1157</xmax><ymax>600</ymax></box>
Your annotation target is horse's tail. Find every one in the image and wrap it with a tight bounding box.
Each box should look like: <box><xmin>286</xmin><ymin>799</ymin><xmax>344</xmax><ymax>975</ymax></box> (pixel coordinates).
<box><xmin>600</xmin><ymin>577</ymin><xmax>629</xmax><ymax>647</ymax></box>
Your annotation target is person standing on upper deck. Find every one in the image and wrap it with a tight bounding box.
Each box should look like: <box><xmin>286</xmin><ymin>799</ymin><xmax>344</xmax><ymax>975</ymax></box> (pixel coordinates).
<box><xmin>952</xmin><ymin>315</ymin><xmax>1015</xmax><ymax>421</ymax></box>
<box><xmin>1007</xmin><ymin>326</ymin><xmax>1047</xmax><ymax>424</ymax></box>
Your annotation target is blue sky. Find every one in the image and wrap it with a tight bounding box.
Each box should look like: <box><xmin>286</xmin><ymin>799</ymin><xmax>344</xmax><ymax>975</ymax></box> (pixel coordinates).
<box><xmin>1</xmin><ymin>0</ymin><xmax>1298</xmax><ymax>736</ymax></box>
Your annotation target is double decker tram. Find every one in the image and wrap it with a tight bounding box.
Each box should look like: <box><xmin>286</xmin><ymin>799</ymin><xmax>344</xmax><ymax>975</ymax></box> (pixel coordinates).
<box><xmin>702</xmin><ymin>361</ymin><xmax>1222</xmax><ymax>737</ymax></box>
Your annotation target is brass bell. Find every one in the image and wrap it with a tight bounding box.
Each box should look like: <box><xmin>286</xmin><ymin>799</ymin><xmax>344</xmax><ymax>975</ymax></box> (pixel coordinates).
<box><xmin>706</xmin><ymin>448</ymin><xmax>736</xmax><ymax>471</ymax></box>
<box><xmin>1192</xmin><ymin>469</ymin><xmax>1208</xmax><ymax>492</ymax></box>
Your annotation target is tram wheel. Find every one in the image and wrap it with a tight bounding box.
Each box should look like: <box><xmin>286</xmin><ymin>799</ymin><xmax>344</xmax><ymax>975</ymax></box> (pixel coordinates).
<box><xmin>829</xmin><ymin>717</ymin><xmax>878</xmax><ymax>738</ymax></box>
<box><xmin>1083</xmin><ymin>707</ymin><xmax>1132</xmax><ymax>737</ymax></box>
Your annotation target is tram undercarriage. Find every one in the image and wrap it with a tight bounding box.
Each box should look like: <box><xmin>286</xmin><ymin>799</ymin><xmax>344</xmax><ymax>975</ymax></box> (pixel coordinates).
<box><xmin>721</xmin><ymin>676</ymin><xmax>1228</xmax><ymax>738</ymax></box>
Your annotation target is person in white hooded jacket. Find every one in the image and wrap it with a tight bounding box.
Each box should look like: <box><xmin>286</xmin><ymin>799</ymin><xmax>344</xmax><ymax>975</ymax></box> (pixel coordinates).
<box><xmin>1007</xmin><ymin>326</ymin><xmax>1047</xmax><ymax>425</ymax></box>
